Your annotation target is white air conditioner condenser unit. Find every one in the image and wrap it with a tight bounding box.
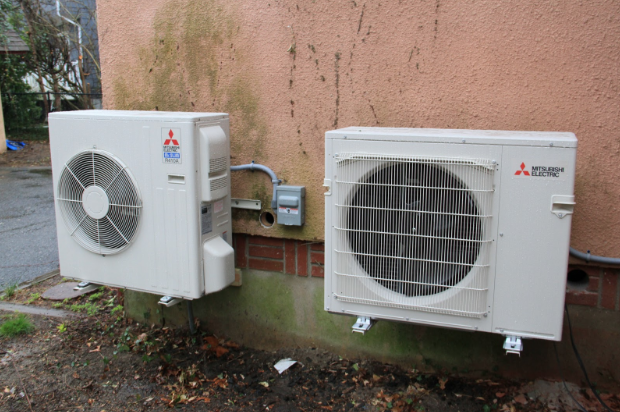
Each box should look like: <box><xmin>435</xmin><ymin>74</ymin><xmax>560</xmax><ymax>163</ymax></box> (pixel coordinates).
<box><xmin>324</xmin><ymin>127</ymin><xmax>577</xmax><ymax>344</ymax></box>
<box><xmin>49</xmin><ymin>110</ymin><xmax>235</xmax><ymax>299</ymax></box>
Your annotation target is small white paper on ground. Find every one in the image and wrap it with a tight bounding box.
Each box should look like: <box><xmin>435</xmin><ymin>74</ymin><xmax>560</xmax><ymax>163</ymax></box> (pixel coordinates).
<box><xmin>274</xmin><ymin>358</ymin><xmax>297</xmax><ymax>374</ymax></box>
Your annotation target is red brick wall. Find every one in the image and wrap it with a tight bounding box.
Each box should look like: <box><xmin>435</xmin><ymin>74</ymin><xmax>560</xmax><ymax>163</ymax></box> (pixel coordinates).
<box><xmin>564</xmin><ymin>265</ymin><xmax>619</xmax><ymax>310</ymax></box>
<box><xmin>233</xmin><ymin>234</ymin><xmax>324</xmax><ymax>278</ymax></box>
<box><xmin>234</xmin><ymin>235</ymin><xmax>620</xmax><ymax>310</ymax></box>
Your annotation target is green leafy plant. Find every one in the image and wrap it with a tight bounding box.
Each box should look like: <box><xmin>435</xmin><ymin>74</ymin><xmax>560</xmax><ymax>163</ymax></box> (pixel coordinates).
<box><xmin>57</xmin><ymin>323</ymin><xmax>67</xmax><ymax>333</ymax></box>
<box><xmin>2</xmin><ymin>282</ymin><xmax>19</xmax><ymax>299</ymax></box>
<box><xmin>69</xmin><ymin>302</ymin><xmax>99</xmax><ymax>316</ymax></box>
<box><xmin>25</xmin><ymin>292</ymin><xmax>40</xmax><ymax>304</ymax></box>
<box><xmin>111</xmin><ymin>305</ymin><xmax>124</xmax><ymax>315</ymax></box>
<box><xmin>88</xmin><ymin>291</ymin><xmax>104</xmax><ymax>302</ymax></box>
<box><xmin>0</xmin><ymin>313</ymin><xmax>34</xmax><ymax>337</ymax></box>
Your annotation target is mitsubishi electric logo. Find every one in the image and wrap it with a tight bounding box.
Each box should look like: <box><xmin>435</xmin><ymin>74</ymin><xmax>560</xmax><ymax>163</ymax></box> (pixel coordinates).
<box><xmin>514</xmin><ymin>162</ymin><xmax>565</xmax><ymax>178</ymax></box>
<box><xmin>514</xmin><ymin>162</ymin><xmax>530</xmax><ymax>176</ymax></box>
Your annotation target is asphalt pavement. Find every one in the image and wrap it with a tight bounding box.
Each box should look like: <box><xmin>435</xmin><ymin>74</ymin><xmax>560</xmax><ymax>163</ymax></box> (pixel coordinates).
<box><xmin>0</xmin><ymin>167</ymin><xmax>59</xmax><ymax>288</ymax></box>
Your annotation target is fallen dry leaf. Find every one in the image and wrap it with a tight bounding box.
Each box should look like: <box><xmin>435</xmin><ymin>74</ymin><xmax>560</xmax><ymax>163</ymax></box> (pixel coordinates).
<box><xmin>513</xmin><ymin>394</ymin><xmax>528</xmax><ymax>405</ymax></box>
<box><xmin>215</xmin><ymin>346</ymin><xmax>229</xmax><ymax>357</ymax></box>
<box><xmin>204</xmin><ymin>336</ymin><xmax>219</xmax><ymax>347</ymax></box>
<box><xmin>439</xmin><ymin>377</ymin><xmax>448</xmax><ymax>390</ymax></box>
<box><xmin>496</xmin><ymin>392</ymin><xmax>506</xmax><ymax>398</ymax></box>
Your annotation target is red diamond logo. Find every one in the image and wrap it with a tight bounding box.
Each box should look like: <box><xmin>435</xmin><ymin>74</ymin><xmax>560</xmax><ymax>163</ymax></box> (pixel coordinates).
<box><xmin>164</xmin><ymin>129</ymin><xmax>179</xmax><ymax>146</ymax></box>
<box><xmin>515</xmin><ymin>162</ymin><xmax>530</xmax><ymax>176</ymax></box>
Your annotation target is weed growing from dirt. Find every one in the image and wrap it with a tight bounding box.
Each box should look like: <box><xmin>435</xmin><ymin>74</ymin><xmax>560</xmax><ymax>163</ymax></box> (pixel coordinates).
<box><xmin>0</xmin><ymin>313</ymin><xmax>34</xmax><ymax>337</ymax></box>
<box><xmin>25</xmin><ymin>292</ymin><xmax>40</xmax><ymax>304</ymax></box>
<box><xmin>69</xmin><ymin>302</ymin><xmax>99</xmax><ymax>316</ymax></box>
<box><xmin>1</xmin><ymin>282</ymin><xmax>19</xmax><ymax>299</ymax></box>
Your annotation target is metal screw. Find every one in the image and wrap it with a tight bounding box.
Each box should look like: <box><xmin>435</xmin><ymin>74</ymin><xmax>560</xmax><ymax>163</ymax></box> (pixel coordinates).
<box><xmin>492</xmin><ymin>160</ymin><xmax>497</xmax><ymax>164</ymax></box>
<box><xmin>344</xmin><ymin>135</ymin><xmax>347</xmax><ymax>139</ymax></box>
<box><xmin>326</xmin><ymin>307</ymin><xmax>330</xmax><ymax>311</ymax></box>
<box><xmin>550</xmin><ymin>142</ymin><xmax>554</xmax><ymax>147</ymax></box>
<box><xmin>405</xmin><ymin>318</ymin><xmax>409</xmax><ymax>321</ymax></box>
<box><xmin>462</xmin><ymin>139</ymin><xmax>466</xmax><ymax>143</ymax></box>
<box><xmin>558</xmin><ymin>213</ymin><xmax>564</xmax><ymax>218</ymax></box>
<box><xmin>483</xmin><ymin>313</ymin><xmax>488</xmax><ymax>318</ymax></box>
<box><xmin>499</xmin><ymin>233</ymin><xmax>504</xmax><ymax>237</ymax></box>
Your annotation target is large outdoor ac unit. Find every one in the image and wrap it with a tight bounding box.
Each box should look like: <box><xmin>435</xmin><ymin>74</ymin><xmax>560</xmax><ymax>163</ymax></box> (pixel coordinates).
<box><xmin>49</xmin><ymin>110</ymin><xmax>234</xmax><ymax>300</ymax></box>
<box><xmin>324</xmin><ymin>127</ymin><xmax>577</xmax><ymax>349</ymax></box>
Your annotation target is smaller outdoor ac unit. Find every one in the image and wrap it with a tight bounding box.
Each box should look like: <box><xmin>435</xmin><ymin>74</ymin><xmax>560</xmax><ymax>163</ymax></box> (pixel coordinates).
<box><xmin>324</xmin><ymin>127</ymin><xmax>577</xmax><ymax>349</ymax></box>
<box><xmin>49</xmin><ymin>110</ymin><xmax>234</xmax><ymax>299</ymax></box>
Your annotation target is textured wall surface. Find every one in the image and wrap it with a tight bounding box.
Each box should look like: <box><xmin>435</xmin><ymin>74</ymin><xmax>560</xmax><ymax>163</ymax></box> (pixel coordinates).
<box><xmin>98</xmin><ymin>0</ymin><xmax>620</xmax><ymax>253</ymax></box>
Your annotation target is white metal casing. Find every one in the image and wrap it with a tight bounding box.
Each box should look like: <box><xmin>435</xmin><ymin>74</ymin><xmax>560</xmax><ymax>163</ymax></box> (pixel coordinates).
<box><xmin>49</xmin><ymin>110</ymin><xmax>235</xmax><ymax>299</ymax></box>
<box><xmin>325</xmin><ymin>127</ymin><xmax>577</xmax><ymax>341</ymax></box>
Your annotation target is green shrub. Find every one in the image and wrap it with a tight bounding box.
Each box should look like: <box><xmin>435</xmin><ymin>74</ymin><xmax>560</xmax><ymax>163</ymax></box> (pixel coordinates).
<box><xmin>0</xmin><ymin>313</ymin><xmax>34</xmax><ymax>337</ymax></box>
<box><xmin>0</xmin><ymin>55</ymin><xmax>42</xmax><ymax>130</ymax></box>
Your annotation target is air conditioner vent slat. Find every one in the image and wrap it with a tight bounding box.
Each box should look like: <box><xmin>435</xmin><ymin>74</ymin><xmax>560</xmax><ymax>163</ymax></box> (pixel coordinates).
<box><xmin>210</xmin><ymin>175</ymin><xmax>228</xmax><ymax>191</ymax></box>
<box><xmin>210</xmin><ymin>156</ymin><xmax>228</xmax><ymax>173</ymax></box>
<box><xmin>333</xmin><ymin>153</ymin><xmax>495</xmax><ymax>318</ymax></box>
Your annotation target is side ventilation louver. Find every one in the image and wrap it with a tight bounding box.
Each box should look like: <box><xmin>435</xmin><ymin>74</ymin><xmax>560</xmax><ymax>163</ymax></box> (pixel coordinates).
<box><xmin>210</xmin><ymin>156</ymin><xmax>227</xmax><ymax>174</ymax></box>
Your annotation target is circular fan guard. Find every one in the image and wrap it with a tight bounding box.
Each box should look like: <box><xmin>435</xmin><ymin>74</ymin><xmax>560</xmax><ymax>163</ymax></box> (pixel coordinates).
<box><xmin>57</xmin><ymin>150</ymin><xmax>142</xmax><ymax>255</ymax></box>
<box><xmin>347</xmin><ymin>162</ymin><xmax>482</xmax><ymax>297</ymax></box>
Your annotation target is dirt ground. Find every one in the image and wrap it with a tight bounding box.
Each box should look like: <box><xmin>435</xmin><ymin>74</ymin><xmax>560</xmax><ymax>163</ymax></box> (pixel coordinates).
<box><xmin>0</xmin><ymin>141</ymin><xmax>51</xmax><ymax>168</ymax></box>
<box><xmin>0</xmin><ymin>276</ymin><xmax>618</xmax><ymax>412</ymax></box>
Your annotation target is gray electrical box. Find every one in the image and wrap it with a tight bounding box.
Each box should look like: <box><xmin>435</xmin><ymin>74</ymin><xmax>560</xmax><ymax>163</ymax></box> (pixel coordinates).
<box><xmin>276</xmin><ymin>185</ymin><xmax>305</xmax><ymax>226</ymax></box>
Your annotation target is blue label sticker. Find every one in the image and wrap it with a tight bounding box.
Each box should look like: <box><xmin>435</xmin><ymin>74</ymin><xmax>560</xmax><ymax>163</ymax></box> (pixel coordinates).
<box><xmin>164</xmin><ymin>153</ymin><xmax>181</xmax><ymax>159</ymax></box>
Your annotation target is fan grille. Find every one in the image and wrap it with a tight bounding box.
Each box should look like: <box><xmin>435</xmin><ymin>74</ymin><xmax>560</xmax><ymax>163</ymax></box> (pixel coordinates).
<box><xmin>333</xmin><ymin>154</ymin><xmax>495</xmax><ymax>318</ymax></box>
<box><xmin>57</xmin><ymin>150</ymin><xmax>142</xmax><ymax>255</ymax></box>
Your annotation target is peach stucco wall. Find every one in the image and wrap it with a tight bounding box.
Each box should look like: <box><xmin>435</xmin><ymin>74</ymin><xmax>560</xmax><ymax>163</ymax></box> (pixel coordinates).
<box><xmin>98</xmin><ymin>0</ymin><xmax>620</xmax><ymax>254</ymax></box>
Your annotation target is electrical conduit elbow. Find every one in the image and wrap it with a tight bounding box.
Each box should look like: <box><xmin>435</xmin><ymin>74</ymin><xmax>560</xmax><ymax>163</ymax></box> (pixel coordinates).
<box><xmin>230</xmin><ymin>162</ymin><xmax>281</xmax><ymax>212</ymax></box>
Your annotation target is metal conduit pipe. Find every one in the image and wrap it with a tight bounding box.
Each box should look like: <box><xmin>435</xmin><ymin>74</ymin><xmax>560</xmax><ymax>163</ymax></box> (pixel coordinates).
<box><xmin>230</xmin><ymin>162</ymin><xmax>281</xmax><ymax>212</ymax></box>
<box><xmin>569</xmin><ymin>247</ymin><xmax>620</xmax><ymax>265</ymax></box>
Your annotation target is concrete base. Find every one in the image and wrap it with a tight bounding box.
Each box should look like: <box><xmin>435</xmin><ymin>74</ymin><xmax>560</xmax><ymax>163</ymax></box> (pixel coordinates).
<box><xmin>125</xmin><ymin>269</ymin><xmax>620</xmax><ymax>391</ymax></box>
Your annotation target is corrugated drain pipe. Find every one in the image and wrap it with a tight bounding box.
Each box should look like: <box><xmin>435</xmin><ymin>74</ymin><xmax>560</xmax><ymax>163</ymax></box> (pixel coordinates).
<box><xmin>230</xmin><ymin>162</ymin><xmax>281</xmax><ymax>212</ymax></box>
<box><xmin>570</xmin><ymin>248</ymin><xmax>620</xmax><ymax>265</ymax></box>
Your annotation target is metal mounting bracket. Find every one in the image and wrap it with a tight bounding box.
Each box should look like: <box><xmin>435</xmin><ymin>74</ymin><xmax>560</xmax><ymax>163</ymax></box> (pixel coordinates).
<box><xmin>73</xmin><ymin>282</ymin><xmax>100</xmax><ymax>293</ymax></box>
<box><xmin>503</xmin><ymin>335</ymin><xmax>523</xmax><ymax>356</ymax></box>
<box><xmin>323</xmin><ymin>179</ymin><xmax>332</xmax><ymax>196</ymax></box>
<box><xmin>352</xmin><ymin>316</ymin><xmax>375</xmax><ymax>334</ymax></box>
<box><xmin>158</xmin><ymin>296</ymin><xmax>183</xmax><ymax>307</ymax></box>
<box><xmin>231</xmin><ymin>198</ymin><xmax>262</xmax><ymax>210</ymax></box>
